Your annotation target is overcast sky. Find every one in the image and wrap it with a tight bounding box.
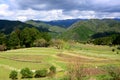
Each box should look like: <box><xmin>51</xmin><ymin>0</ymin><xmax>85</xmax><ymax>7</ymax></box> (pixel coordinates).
<box><xmin>0</xmin><ymin>0</ymin><xmax>120</xmax><ymax>21</ymax></box>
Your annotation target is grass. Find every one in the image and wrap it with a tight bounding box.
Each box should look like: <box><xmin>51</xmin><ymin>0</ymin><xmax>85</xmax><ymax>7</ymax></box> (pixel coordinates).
<box><xmin>0</xmin><ymin>44</ymin><xmax>120</xmax><ymax>80</ymax></box>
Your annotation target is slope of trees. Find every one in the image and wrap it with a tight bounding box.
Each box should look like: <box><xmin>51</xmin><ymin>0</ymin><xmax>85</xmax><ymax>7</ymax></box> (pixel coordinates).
<box><xmin>60</xmin><ymin>19</ymin><xmax>120</xmax><ymax>41</ymax></box>
<box><xmin>92</xmin><ymin>34</ymin><xmax>120</xmax><ymax>45</ymax></box>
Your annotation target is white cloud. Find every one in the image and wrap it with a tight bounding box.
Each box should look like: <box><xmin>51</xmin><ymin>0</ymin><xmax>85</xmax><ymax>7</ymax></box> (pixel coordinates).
<box><xmin>0</xmin><ymin>4</ymin><xmax>13</xmax><ymax>16</ymax></box>
<box><xmin>0</xmin><ymin>0</ymin><xmax>120</xmax><ymax>21</ymax></box>
<box><xmin>16</xmin><ymin>16</ymin><xmax>27</xmax><ymax>21</ymax></box>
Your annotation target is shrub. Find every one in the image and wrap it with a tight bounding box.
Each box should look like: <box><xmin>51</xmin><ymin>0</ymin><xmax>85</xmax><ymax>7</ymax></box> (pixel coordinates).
<box><xmin>9</xmin><ymin>70</ymin><xmax>18</xmax><ymax>79</ymax></box>
<box><xmin>117</xmin><ymin>46</ymin><xmax>120</xmax><ymax>50</ymax></box>
<box><xmin>49</xmin><ymin>66</ymin><xmax>56</xmax><ymax>73</ymax></box>
<box><xmin>96</xmin><ymin>74</ymin><xmax>112</xmax><ymax>80</ymax></box>
<box><xmin>34</xmin><ymin>69</ymin><xmax>48</xmax><ymax>78</ymax></box>
<box><xmin>112</xmin><ymin>49</ymin><xmax>115</xmax><ymax>52</ymax></box>
<box><xmin>20</xmin><ymin>68</ymin><xmax>33</xmax><ymax>78</ymax></box>
<box><xmin>48</xmin><ymin>66</ymin><xmax>56</xmax><ymax>77</ymax></box>
<box><xmin>104</xmin><ymin>66</ymin><xmax>120</xmax><ymax>80</ymax></box>
<box><xmin>0</xmin><ymin>45</ymin><xmax>6</xmax><ymax>51</ymax></box>
<box><xmin>66</xmin><ymin>63</ymin><xmax>85</xmax><ymax>80</ymax></box>
<box><xmin>33</xmin><ymin>39</ymin><xmax>48</xmax><ymax>47</ymax></box>
<box><xmin>50</xmin><ymin>39</ymin><xmax>65</xmax><ymax>49</ymax></box>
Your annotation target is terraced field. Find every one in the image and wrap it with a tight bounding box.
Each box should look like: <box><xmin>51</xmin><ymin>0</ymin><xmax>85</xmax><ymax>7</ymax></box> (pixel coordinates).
<box><xmin>0</xmin><ymin>44</ymin><xmax>120</xmax><ymax>80</ymax></box>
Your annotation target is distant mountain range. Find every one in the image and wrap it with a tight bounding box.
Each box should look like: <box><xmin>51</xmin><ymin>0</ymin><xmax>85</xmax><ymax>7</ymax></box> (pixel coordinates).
<box><xmin>0</xmin><ymin>18</ymin><xmax>120</xmax><ymax>41</ymax></box>
<box><xmin>32</xmin><ymin>19</ymin><xmax>86</xmax><ymax>28</ymax></box>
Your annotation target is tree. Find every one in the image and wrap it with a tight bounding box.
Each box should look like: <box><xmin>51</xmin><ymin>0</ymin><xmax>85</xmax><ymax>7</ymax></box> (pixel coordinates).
<box><xmin>20</xmin><ymin>27</ymin><xmax>41</xmax><ymax>47</ymax></box>
<box><xmin>33</xmin><ymin>39</ymin><xmax>48</xmax><ymax>47</ymax></box>
<box><xmin>113</xmin><ymin>35</ymin><xmax>120</xmax><ymax>45</ymax></box>
<box><xmin>41</xmin><ymin>32</ymin><xmax>51</xmax><ymax>42</ymax></box>
<box><xmin>0</xmin><ymin>45</ymin><xmax>6</xmax><ymax>51</ymax></box>
<box><xmin>9</xmin><ymin>70</ymin><xmax>18</xmax><ymax>79</ymax></box>
<box><xmin>7</xmin><ymin>31</ymin><xmax>20</xmax><ymax>49</ymax></box>
<box><xmin>51</xmin><ymin>39</ymin><xmax>65</xmax><ymax>49</ymax></box>
<box><xmin>0</xmin><ymin>32</ymin><xmax>6</xmax><ymax>45</ymax></box>
<box><xmin>20</xmin><ymin>68</ymin><xmax>33</xmax><ymax>78</ymax></box>
<box><xmin>34</xmin><ymin>69</ymin><xmax>48</xmax><ymax>78</ymax></box>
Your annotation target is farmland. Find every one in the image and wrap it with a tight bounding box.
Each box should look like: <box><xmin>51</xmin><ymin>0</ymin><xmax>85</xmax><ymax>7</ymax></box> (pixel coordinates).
<box><xmin>0</xmin><ymin>44</ymin><xmax>120</xmax><ymax>80</ymax></box>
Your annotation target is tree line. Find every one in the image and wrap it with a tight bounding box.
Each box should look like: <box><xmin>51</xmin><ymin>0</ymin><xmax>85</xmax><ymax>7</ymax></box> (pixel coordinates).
<box><xmin>0</xmin><ymin>27</ymin><xmax>51</xmax><ymax>51</ymax></box>
<box><xmin>91</xmin><ymin>34</ymin><xmax>120</xmax><ymax>45</ymax></box>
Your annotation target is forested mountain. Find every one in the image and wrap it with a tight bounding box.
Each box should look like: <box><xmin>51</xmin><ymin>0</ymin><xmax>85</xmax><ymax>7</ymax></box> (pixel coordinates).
<box><xmin>0</xmin><ymin>20</ymin><xmax>48</xmax><ymax>34</ymax></box>
<box><xmin>26</xmin><ymin>20</ymin><xmax>66</xmax><ymax>38</ymax></box>
<box><xmin>1</xmin><ymin>19</ymin><xmax>120</xmax><ymax>41</ymax></box>
<box><xmin>60</xmin><ymin>19</ymin><xmax>120</xmax><ymax>41</ymax></box>
<box><xmin>26</xmin><ymin>20</ymin><xmax>66</xmax><ymax>33</ymax></box>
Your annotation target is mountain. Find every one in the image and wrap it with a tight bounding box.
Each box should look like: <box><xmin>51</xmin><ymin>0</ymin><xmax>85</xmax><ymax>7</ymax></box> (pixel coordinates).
<box><xmin>0</xmin><ymin>20</ymin><xmax>52</xmax><ymax>34</ymax></box>
<box><xmin>34</xmin><ymin>19</ymin><xmax>86</xmax><ymax>28</ymax></box>
<box><xmin>26</xmin><ymin>20</ymin><xmax>66</xmax><ymax>38</ymax></box>
<box><xmin>60</xmin><ymin>19</ymin><xmax>120</xmax><ymax>41</ymax></box>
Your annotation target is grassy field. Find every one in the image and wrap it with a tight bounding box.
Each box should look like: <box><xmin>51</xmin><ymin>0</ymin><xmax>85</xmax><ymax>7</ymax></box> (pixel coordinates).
<box><xmin>0</xmin><ymin>44</ymin><xmax>120</xmax><ymax>80</ymax></box>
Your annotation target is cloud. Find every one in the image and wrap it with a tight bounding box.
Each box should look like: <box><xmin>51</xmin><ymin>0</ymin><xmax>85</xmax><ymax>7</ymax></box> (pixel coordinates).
<box><xmin>0</xmin><ymin>0</ymin><xmax>120</xmax><ymax>21</ymax></box>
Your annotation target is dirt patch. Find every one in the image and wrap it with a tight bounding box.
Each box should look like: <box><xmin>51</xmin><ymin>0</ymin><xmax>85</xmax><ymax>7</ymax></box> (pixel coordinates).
<box><xmin>0</xmin><ymin>55</ymin><xmax>43</xmax><ymax>63</ymax></box>
<box><xmin>57</xmin><ymin>53</ymin><xmax>94</xmax><ymax>62</ymax></box>
<box><xmin>84</xmin><ymin>68</ymin><xmax>105</xmax><ymax>76</ymax></box>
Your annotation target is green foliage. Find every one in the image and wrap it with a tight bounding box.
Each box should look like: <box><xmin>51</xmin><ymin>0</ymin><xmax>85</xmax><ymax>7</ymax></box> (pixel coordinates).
<box><xmin>96</xmin><ymin>74</ymin><xmax>112</xmax><ymax>80</ymax></box>
<box><xmin>66</xmin><ymin>63</ymin><xmax>85</xmax><ymax>80</ymax></box>
<box><xmin>49</xmin><ymin>66</ymin><xmax>56</xmax><ymax>74</ymax></box>
<box><xmin>0</xmin><ymin>32</ymin><xmax>6</xmax><ymax>45</ymax></box>
<box><xmin>113</xmin><ymin>35</ymin><xmax>120</xmax><ymax>45</ymax></box>
<box><xmin>104</xmin><ymin>66</ymin><xmax>120</xmax><ymax>80</ymax></box>
<box><xmin>20</xmin><ymin>68</ymin><xmax>33</xmax><ymax>78</ymax></box>
<box><xmin>34</xmin><ymin>38</ymin><xmax>48</xmax><ymax>47</ymax></box>
<box><xmin>0</xmin><ymin>20</ymin><xmax>35</xmax><ymax>34</ymax></box>
<box><xmin>7</xmin><ymin>32</ymin><xmax>20</xmax><ymax>49</ymax></box>
<box><xmin>0</xmin><ymin>45</ymin><xmax>6</xmax><ymax>51</ymax></box>
<box><xmin>26</xmin><ymin>20</ymin><xmax>66</xmax><ymax>38</ymax></box>
<box><xmin>60</xmin><ymin>19</ymin><xmax>120</xmax><ymax>41</ymax></box>
<box><xmin>20</xmin><ymin>27</ymin><xmax>40</xmax><ymax>47</ymax></box>
<box><xmin>50</xmin><ymin>39</ymin><xmax>65</xmax><ymax>49</ymax></box>
<box><xmin>9</xmin><ymin>70</ymin><xmax>18</xmax><ymax>79</ymax></box>
<box><xmin>34</xmin><ymin>69</ymin><xmax>48</xmax><ymax>78</ymax></box>
<box><xmin>41</xmin><ymin>32</ymin><xmax>51</xmax><ymax>42</ymax></box>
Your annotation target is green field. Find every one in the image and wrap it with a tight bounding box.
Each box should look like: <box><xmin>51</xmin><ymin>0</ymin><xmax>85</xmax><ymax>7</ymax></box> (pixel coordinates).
<box><xmin>0</xmin><ymin>44</ymin><xmax>120</xmax><ymax>80</ymax></box>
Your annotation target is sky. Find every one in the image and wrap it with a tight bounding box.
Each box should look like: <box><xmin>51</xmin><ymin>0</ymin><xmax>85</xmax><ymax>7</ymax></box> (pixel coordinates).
<box><xmin>0</xmin><ymin>0</ymin><xmax>120</xmax><ymax>21</ymax></box>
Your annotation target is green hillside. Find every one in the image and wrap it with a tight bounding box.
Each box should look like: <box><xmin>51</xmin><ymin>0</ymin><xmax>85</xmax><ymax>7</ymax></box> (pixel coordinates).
<box><xmin>26</xmin><ymin>20</ymin><xmax>66</xmax><ymax>33</ymax></box>
<box><xmin>0</xmin><ymin>20</ymin><xmax>34</xmax><ymax>34</ymax></box>
<box><xmin>26</xmin><ymin>20</ymin><xmax>66</xmax><ymax>38</ymax></box>
<box><xmin>60</xmin><ymin>19</ymin><xmax>120</xmax><ymax>41</ymax></box>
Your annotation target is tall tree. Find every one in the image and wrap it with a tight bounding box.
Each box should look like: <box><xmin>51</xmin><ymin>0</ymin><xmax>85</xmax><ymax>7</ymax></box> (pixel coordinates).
<box><xmin>7</xmin><ymin>31</ymin><xmax>20</xmax><ymax>49</ymax></box>
<box><xmin>20</xmin><ymin>27</ymin><xmax>41</xmax><ymax>47</ymax></box>
<box><xmin>0</xmin><ymin>32</ymin><xmax>6</xmax><ymax>45</ymax></box>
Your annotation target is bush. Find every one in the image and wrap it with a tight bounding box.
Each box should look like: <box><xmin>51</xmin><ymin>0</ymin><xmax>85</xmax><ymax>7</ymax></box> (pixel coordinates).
<box><xmin>104</xmin><ymin>66</ymin><xmax>120</xmax><ymax>80</ymax></box>
<box><xmin>66</xmin><ymin>63</ymin><xmax>85</xmax><ymax>80</ymax></box>
<box><xmin>48</xmin><ymin>66</ymin><xmax>56</xmax><ymax>77</ymax></box>
<box><xmin>0</xmin><ymin>45</ymin><xmax>6</xmax><ymax>51</ymax></box>
<box><xmin>50</xmin><ymin>39</ymin><xmax>65</xmax><ymax>49</ymax></box>
<box><xmin>112</xmin><ymin>49</ymin><xmax>115</xmax><ymax>52</ymax></box>
<box><xmin>96</xmin><ymin>74</ymin><xmax>112</xmax><ymax>80</ymax></box>
<box><xmin>49</xmin><ymin>66</ymin><xmax>56</xmax><ymax>73</ymax></box>
<box><xmin>9</xmin><ymin>70</ymin><xmax>18</xmax><ymax>79</ymax></box>
<box><xmin>33</xmin><ymin>39</ymin><xmax>48</xmax><ymax>47</ymax></box>
<box><xmin>20</xmin><ymin>68</ymin><xmax>33</xmax><ymax>78</ymax></box>
<box><xmin>34</xmin><ymin>69</ymin><xmax>48</xmax><ymax>78</ymax></box>
<box><xmin>117</xmin><ymin>46</ymin><xmax>120</xmax><ymax>50</ymax></box>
